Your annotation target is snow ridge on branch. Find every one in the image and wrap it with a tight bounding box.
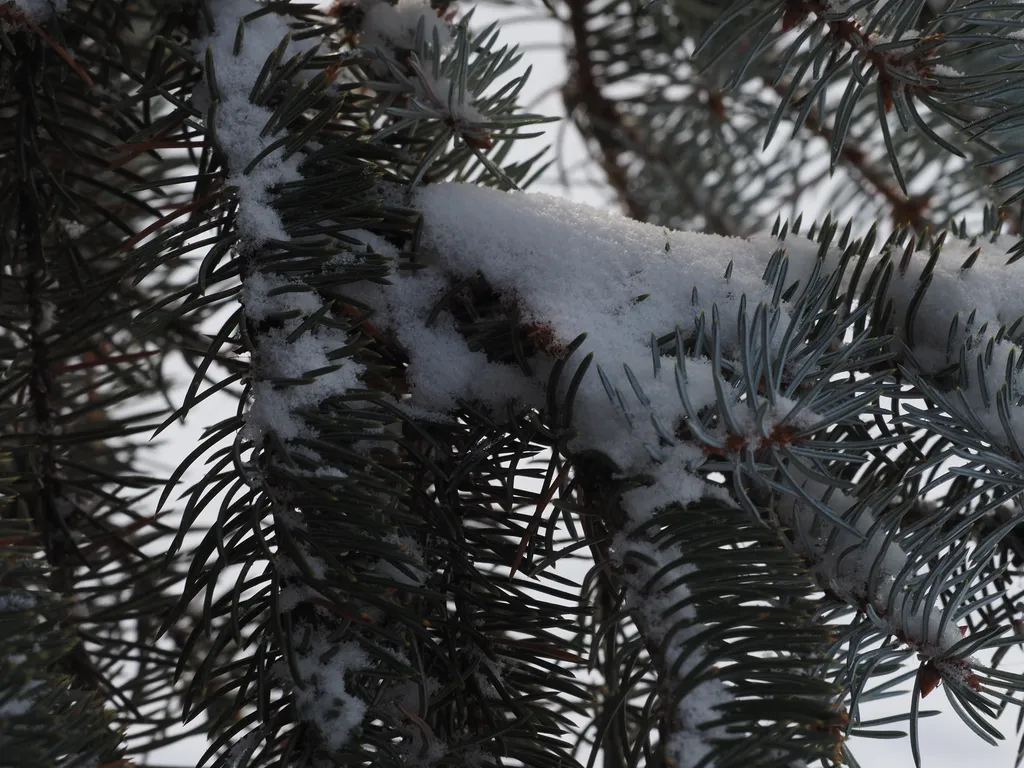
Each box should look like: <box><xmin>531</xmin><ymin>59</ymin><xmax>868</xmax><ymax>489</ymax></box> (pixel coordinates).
<box><xmin>409</xmin><ymin>181</ymin><xmax>1023</xmax><ymax>762</ymax></box>
<box><xmin>2</xmin><ymin>0</ymin><xmax>67</xmax><ymax>23</ymax></box>
<box><xmin>196</xmin><ymin>0</ymin><xmax>372</xmax><ymax>755</ymax></box>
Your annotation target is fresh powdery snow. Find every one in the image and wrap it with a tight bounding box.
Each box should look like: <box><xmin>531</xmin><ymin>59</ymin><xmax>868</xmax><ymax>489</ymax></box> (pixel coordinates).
<box><xmin>276</xmin><ymin>631</ymin><xmax>370</xmax><ymax>752</ymax></box>
<box><xmin>196</xmin><ymin>1</ymin><xmax>367</xmax><ymax>449</ymax></box>
<box><xmin>881</xmin><ymin>235</ymin><xmax>1024</xmax><ymax>451</ymax></box>
<box><xmin>240</xmin><ymin>271</ymin><xmax>365</xmax><ymax>444</ymax></box>
<box><xmin>417</xmin><ymin>182</ymin><xmax>1024</xmax><ymax>462</ymax></box>
<box><xmin>193</xmin><ymin>0</ymin><xmax>318</xmax><ymax>245</ymax></box>
<box><xmin>3</xmin><ymin>0</ymin><xmax>67</xmax><ymax>21</ymax></box>
<box><xmin>611</xmin><ymin>535</ymin><xmax>732</xmax><ymax>767</ymax></box>
<box><xmin>336</xmin><ymin>230</ymin><xmax>546</xmax><ymax>421</ymax></box>
<box><xmin>360</xmin><ymin>0</ymin><xmax>452</xmax><ymax>52</ymax></box>
<box><xmin>415</xmin><ymin>182</ymin><xmax>806</xmax><ymax>472</ymax></box>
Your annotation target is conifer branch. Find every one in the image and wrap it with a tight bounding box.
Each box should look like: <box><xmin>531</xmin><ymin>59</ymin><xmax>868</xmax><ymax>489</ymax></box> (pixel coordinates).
<box><xmin>562</xmin><ymin>0</ymin><xmax>739</xmax><ymax>234</ymax></box>
<box><xmin>562</xmin><ymin>0</ymin><xmax>649</xmax><ymax>223</ymax></box>
<box><xmin>767</xmin><ymin>79</ymin><xmax>934</xmax><ymax>232</ymax></box>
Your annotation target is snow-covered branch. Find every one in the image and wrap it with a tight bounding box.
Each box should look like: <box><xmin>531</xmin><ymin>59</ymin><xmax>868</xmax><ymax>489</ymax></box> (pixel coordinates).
<box><xmin>874</xmin><ymin>233</ymin><xmax>1024</xmax><ymax>456</ymax></box>
<box><xmin>194</xmin><ymin>2</ymin><xmax>317</xmax><ymax>245</ymax></box>
<box><xmin>2</xmin><ymin>0</ymin><xmax>68</xmax><ymax>23</ymax></box>
<box><xmin>775</xmin><ymin>475</ymin><xmax>978</xmax><ymax>688</ymax></box>
<box><xmin>610</xmin><ymin>535</ymin><xmax>731</xmax><ymax>766</ymax></box>
<box><xmin>409</xmin><ymin>181</ymin><xmax>1016</xmax><ymax>754</ymax></box>
<box><xmin>414</xmin><ymin>182</ymin><xmax>822</xmax><ymax>467</ymax></box>
<box><xmin>195</xmin><ymin>0</ymin><xmax>1024</xmax><ymax>754</ymax></box>
<box><xmin>194</xmin><ymin>0</ymin><xmax>376</xmax><ymax>756</ymax></box>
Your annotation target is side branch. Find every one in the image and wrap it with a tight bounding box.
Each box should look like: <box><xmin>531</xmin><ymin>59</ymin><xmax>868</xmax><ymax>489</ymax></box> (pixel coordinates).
<box><xmin>562</xmin><ymin>0</ymin><xmax>649</xmax><ymax>222</ymax></box>
<box><xmin>766</xmin><ymin>79</ymin><xmax>933</xmax><ymax>232</ymax></box>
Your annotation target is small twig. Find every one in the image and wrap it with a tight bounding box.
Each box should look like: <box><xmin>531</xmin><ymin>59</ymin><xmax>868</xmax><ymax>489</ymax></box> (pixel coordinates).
<box><xmin>768</xmin><ymin>78</ymin><xmax>934</xmax><ymax>232</ymax></box>
<box><xmin>116</xmin><ymin>193</ymin><xmax>219</xmax><ymax>254</ymax></box>
<box><xmin>509</xmin><ymin>458</ymin><xmax>573</xmax><ymax>577</ymax></box>
<box><xmin>561</xmin><ymin>0</ymin><xmax>738</xmax><ymax>234</ymax></box>
<box><xmin>562</xmin><ymin>0</ymin><xmax>650</xmax><ymax>223</ymax></box>
<box><xmin>23</xmin><ymin>17</ymin><xmax>94</xmax><ymax>88</ymax></box>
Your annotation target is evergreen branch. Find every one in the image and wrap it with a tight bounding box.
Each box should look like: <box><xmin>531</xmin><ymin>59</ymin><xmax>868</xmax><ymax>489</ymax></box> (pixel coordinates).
<box><xmin>414</xmin><ymin>179</ymin><xmax>1024</xmax><ymax>763</ymax></box>
<box><xmin>767</xmin><ymin>78</ymin><xmax>934</xmax><ymax>232</ymax></box>
<box><xmin>779</xmin><ymin>0</ymin><xmax>947</xmax><ymax>114</ymax></box>
<box><xmin>21</xmin><ymin>16</ymin><xmax>94</xmax><ymax>86</ymax></box>
<box><xmin>0</xmin><ymin>521</ymin><xmax>121</xmax><ymax>768</ymax></box>
<box><xmin>21</xmin><ymin>1</ymin><xmax>1024</xmax><ymax>766</ymax></box>
<box><xmin>162</xmin><ymin>4</ymin><xmax>581</xmax><ymax>765</ymax></box>
<box><xmin>700</xmin><ymin>0</ymin><xmax>1024</xmax><ymax>209</ymax></box>
<box><xmin>542</xmin><ymin>0</ymin><xmax>993</xmax><ymax>234</ymax></box>
<box><xmin>562</xmin><ymin>0</ymin><xmax>650</xmax><ymax>223</ymax></box>
<box><xmin>1</xmin><ymin>2</ymin><xmax>217</xmax><ymax>762</ymax></box>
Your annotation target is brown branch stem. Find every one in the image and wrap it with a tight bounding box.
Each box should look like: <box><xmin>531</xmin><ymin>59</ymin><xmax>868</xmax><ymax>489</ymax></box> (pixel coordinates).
<box><xmin>561</xmin><ymin>0</ymin><xmax>649</xmax><ymax>222</ymax></box>
<box><xmin>768</xmin><ymin>79</ymin><xmax>934</xmax><ymax>232</ymax></box>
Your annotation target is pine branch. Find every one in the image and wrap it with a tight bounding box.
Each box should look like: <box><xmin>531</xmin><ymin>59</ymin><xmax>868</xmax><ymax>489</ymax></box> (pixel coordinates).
<box><xmin>414</xmin><ymin>179</ymin><xmax>1024</xmax><ymax>763</ymax></box>
<box><xmin>767</xmin><ymin>79</ymin><xmax>934</xmax><ymax>232</ymax></box>
<box><xmin>780</xmin><ymin>0</ymin><xmax>948</xmax><ymax>115</ymax></box>
<box><xmin>0</xmin><ymin>2</ymin><xmax>217</xmax><ymax>762</ymax></box>
<box><xmin>562</xmin><ymin>0</ymin><xmax>649</xmax><ymax>222</ymax></box>
<box><xmin>26</xmin><ymin>1</ymin><xmax>1024</xmax><ymax>767</ymax></box>
<box><xmin>562</xmin><ymin>0</ymin><xmax>746</xmax><ymax>234</ymax></box>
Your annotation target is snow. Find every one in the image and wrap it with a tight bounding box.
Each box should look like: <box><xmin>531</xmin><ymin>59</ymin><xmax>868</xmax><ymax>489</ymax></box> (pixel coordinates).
<box><xmin>4</xmin><ymin>0</ymin><xmax>67</xmax><ymax>22</ymax></box>
<box><xmin>196</xmin><ymin>3</ymin><xmax>369</xmax><ymax>449</ymax></box>
<box><xmin>58</xmin><ymin>219</ymin><xmax>88</xmax><ymax>239</ymax></box>
<box><xmin>240</xmin><ymin>271</ymin><xmax>324</xmax><ymax>322</ymax></box>
<box><xmin>187</xmin><ymin>1</ymin><xmax>1024</xmax><ymax>758</ymax></box>
<box><xmin>277</xmin><ymin>630</ymin><xmax>369</xmax><ymax>752</ymax></box>
<box><xmin>881</xmin><ymin>235</ymin><xmax>1024</xmax><ymax>451</ymax></box>
<box><xmin>417</xmin><ymin>183</ymin><xmax>790</xmax><ymax>362</ymax></box>
<box><xmin>406</xmin><ymin>165</ymin><xmax>1024</xmax><ymax>468</ymax></box>
<box><xmin>619</xmin><ymin>442</ymin><xmax>718</xmax><ymax>527</ymax></box>
<box><xmin>360</xmin><ymin>0</ymin><xmax>452</xmax><ymax>53</ymax></box>
<box><xmin>239</xmin><ymin>266</ymin><xmax>367</xmax><ymax>446</ymax></box>
<box><xmin>336</xmin><ymin>225</ymin><xmax>543</xmax><ymax>420</ymax></box>
<box><xmin>887</xmin><ymin>237</ymin><xmax>1024</xmax><ymax>374</ymax></box>
<box><xmin>612</xmin><ymin>535</ymin><xmax>731</xmax><ymax>767</ymax></box>
<box><xmin>415</xmin><ymin>182</ymin><xmax>810</xmax><ymax>470</ymax></box>
<box><xmin>193</xmin><ymin>0</ymin><xmax>318</xmax><ymax>246</ymax></box>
